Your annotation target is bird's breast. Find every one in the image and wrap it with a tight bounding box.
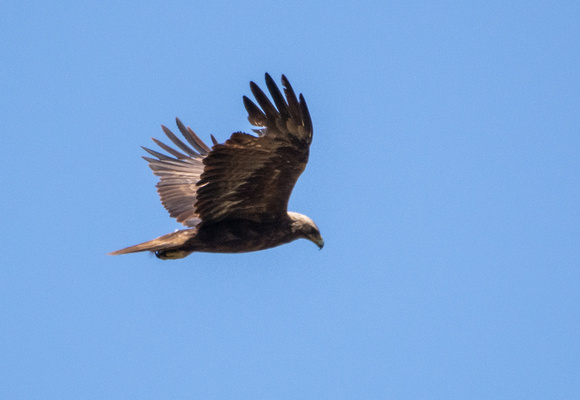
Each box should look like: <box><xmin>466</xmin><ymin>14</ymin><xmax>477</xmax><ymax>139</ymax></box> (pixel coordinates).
<box><xmin>194</xmin><ymin>218</ymin><xmax>294</xmax><ymax>253</ymax></box>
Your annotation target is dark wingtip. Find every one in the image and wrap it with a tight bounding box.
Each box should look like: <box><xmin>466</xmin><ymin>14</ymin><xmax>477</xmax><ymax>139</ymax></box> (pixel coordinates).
<box><xmin>243</xmin><ymin>95</ymin><xmax>267</xmax><ymax>126</ymax></box>
<box><xmin>281</xmin><ymin>74</ymin><xmax>291</xmax><ymax>90</ymax></box>
<box><xmin>299</xmin><ymin>93</ymin><xmax>313</xmax><ymax>133</ymax></box>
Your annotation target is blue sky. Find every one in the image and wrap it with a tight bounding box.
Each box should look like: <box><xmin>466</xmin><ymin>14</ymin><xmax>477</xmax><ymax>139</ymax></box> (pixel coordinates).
<box><xmin>2</xmin><ymin>1</ymin><xmax>579</xmax><ymax>398</ymax></box>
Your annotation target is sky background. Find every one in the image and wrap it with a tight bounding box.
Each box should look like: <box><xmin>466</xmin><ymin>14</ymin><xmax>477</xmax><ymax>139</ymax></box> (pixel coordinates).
<box><xmin>2</xmin><ymin>1</ymin><xmax>579</xmax><ymax>398</ymax></box>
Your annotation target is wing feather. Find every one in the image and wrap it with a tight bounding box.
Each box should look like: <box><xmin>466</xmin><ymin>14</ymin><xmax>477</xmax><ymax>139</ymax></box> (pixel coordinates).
<box><xmin>142</xmin><ymin>119</ymin><xmax>211</xmax><ymax>227</ymax></box>
<box><xmin>265</xmin><ymin>73</ymin><xmax>291</xmax><ymax>120</ymax></box>
<box><xmin>176</xmin><ymin>118</ymin><xmax>212</xmax><ymax>155</ymax></box>
<box><xmin>282</xmin><ymin>75</ymin><xmax>301</xmax><ymax>122</ymax></box>
<box><xmin>194</xmin><ymin>74</ymin><xmax>313</xmax><ymax>223</ymax></box>
<box><xmin>243</xmin><ymin>96</ymin><xmax>268</xmax><ymax>129</ymax></box>
<box><xmin>249</xmin><ymin>81</ymin><xmax>280</xmax><ymax>120</ymax></box>
<box><xmin>161</xmin><ymin>124</ymin><xmax>199</xmax><ymax>158</ymax></box>
<box><xmin>142</xmin><ymin>74</ymin><xmax>313</xmax><ymax>227</ymax></box>
<box><xmin>151</xmin><ymin>138</ymin><xmax>190</xmax><ymax>159</ymax></box>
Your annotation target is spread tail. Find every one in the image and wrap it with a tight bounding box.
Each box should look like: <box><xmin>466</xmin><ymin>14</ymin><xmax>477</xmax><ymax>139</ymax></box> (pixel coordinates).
<box><xmin>108</xmin><ymin>229</ymin><xmax>197</xmax><ymax>259</ymax></box>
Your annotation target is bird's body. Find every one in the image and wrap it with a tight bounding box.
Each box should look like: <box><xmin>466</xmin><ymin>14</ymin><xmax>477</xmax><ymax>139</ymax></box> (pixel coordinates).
<box><xmin>109</xmin><ymin>74</ymin><xmax>323</xmax><ymax>259</ymax></box>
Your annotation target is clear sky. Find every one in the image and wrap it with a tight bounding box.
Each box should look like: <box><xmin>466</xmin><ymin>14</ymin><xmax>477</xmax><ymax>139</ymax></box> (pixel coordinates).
<box><xmin>2</xmin><ymin>1</ymin><xmax>578</xmax><ymax>398</ymax></box>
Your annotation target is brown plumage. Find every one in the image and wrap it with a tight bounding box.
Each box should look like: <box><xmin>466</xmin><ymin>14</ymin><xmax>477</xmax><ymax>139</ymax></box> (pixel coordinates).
<box><xmin>109</xmin><ymin>74</ymin><xmax>323</xmax><ymax>260</ymax></box>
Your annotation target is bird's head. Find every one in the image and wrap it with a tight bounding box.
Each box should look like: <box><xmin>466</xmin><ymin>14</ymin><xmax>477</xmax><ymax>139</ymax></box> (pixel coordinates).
<box><xmin>288</xmin><ymin>211</ymin><xmax>324</xmax><ymax>249</ymax></box>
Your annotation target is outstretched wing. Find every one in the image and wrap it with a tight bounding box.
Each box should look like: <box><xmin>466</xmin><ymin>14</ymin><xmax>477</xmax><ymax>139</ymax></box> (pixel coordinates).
<box><xmin>142</xmin><ymin>74</ymin><xmax>313</xmax><ymax>226</ymax></box>
<box><xmin>142</xmin><ymin>118</ymin><xmax>217</xmax><ymax>227</ymax></box>
<box><xmin>195</xmin><ymin>73</ymin><xmax>313</xmax><ymax>223</ymax></box>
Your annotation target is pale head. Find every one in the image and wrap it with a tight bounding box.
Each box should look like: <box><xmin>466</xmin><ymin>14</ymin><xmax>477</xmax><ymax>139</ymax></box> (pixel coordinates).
<box><xmin>287</xmin><ymin>211</ymin><xmax>324</xmax><ymax>249</ymax></box>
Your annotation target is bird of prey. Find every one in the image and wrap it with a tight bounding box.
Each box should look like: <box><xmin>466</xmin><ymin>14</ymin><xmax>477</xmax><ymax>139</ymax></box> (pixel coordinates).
<box><xmin>109</xmin><ymin>74</ymin><xmax>323</xmax><ymax>260</ymax></box>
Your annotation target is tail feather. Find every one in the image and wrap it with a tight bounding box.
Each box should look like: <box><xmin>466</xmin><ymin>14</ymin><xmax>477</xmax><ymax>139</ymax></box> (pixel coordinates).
<box><xmin>108</xmin><ymin>229</ymin><xmax>197</xmax><ymax>258</ymax></box>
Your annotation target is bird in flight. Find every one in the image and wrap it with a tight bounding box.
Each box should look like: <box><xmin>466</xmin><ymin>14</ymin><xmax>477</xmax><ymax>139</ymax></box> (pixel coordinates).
<box><xmin>109</xmin><ymin>74</ymin><xmax>323</xmax><ymax>259</ymax></box>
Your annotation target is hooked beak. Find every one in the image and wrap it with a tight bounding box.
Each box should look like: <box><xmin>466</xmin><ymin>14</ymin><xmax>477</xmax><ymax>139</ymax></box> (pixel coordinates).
<box><xmin>312</xmin><ymin>236</ymin><xmax>325</xmax><ymax>250</ymax></box>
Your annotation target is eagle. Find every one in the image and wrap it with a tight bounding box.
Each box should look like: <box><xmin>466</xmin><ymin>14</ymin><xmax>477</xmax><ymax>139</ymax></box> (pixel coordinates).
<box><xmin>109</xmin><ymin>74</ymin><xmax>323</xmax><ymax>260</ymax></box>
